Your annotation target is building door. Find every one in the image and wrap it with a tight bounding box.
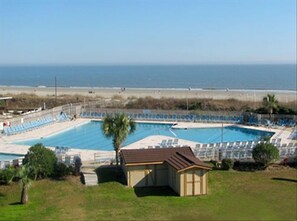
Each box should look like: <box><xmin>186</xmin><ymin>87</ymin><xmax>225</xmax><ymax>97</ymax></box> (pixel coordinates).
<box><xmin>185</xmin><ymin>170</ymin><xmax>203</xmax><ymax>196</ymax></box>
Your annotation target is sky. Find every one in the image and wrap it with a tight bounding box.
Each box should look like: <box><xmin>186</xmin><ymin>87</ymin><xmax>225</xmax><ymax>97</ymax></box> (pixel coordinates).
<box><xmin>0</xmin><ymin>0</ymin><xmax>296</xmax><ymax>65</ymax></box>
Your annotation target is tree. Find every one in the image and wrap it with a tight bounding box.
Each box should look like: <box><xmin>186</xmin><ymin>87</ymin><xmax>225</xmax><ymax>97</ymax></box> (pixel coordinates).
<box><xmin>17</xmin><ymin>165</ymin><xmax>32</xmax><ymax>204</ymax></box>
<box><xmin>23</xmin><ymin>143</ymin><xmax>57</xmax><ymax>180</ymax></box>
<box><xmin>252</xmin><ymin>143</ymin><xmax>279</xmax><ymax>167</ymax></box>
<box><xmin>263</xmin><ymin>94</ymin><xmax>278</xmax><ymax>118</ymax></box>
<box><xmin>102</xmin><ymin>113</ymin><xmax>136</xmax><ymax>166</ymax></box>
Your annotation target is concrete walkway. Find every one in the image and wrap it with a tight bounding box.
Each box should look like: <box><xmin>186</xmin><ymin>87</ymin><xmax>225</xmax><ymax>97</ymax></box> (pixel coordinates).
<box><xmin>82</xmin><ymin>171</ymin><xmax>98</xmax><ymax>186</ymax></box>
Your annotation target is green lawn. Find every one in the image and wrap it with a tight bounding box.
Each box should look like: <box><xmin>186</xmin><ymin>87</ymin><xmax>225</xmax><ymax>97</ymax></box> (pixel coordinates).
<box><xmin>0</xmin><ymin>168</ymin><xmax>296</xmax><ymax>221</ymax></box>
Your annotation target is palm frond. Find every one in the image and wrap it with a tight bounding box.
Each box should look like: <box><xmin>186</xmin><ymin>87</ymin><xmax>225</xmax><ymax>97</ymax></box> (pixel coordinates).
<box><xmin>263</xmin><ymin>94</ymin><xmax>279</xmax><ymax>115</ymax></box>
<box><xmin>101</xmin><ymin>113</ymin><xmax>136</xmax><ymax>166</ymax></box>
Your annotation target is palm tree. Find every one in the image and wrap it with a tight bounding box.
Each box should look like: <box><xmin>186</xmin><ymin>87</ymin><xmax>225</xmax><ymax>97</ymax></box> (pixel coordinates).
<box><xmin>17</xmin><ymin>165</ymin><xmax>32</xmax><ymax>204</ymax></box>
<box><xmin>102</xmin><ymin>113</ymin><xmax>136</xmax><ymax>166</ymax></box>
<box><xmin>263</xmin><ymin>94</ymin><xmax>278</xmax><ymax>118</ymax></box>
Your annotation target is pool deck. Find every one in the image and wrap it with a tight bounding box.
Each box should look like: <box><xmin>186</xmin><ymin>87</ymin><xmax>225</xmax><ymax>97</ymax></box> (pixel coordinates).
<box><xmin>0</xmin><ymin>118</ymin><xmax>295</xmax><ymax>162</ymax></box>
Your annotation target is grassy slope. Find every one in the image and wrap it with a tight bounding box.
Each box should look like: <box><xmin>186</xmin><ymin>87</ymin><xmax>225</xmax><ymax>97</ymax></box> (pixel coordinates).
<box><xmin>0</xmin><ymin>169</ymin><xmax>296</xmax><ymax>221</ymax></box>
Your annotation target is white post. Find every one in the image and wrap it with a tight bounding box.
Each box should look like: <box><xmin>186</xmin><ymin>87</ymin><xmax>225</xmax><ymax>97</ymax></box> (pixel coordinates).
<box><xmin>221</xmin><ymin>122</ymin><xmax>224</xmax><ymax>143</ymax></box>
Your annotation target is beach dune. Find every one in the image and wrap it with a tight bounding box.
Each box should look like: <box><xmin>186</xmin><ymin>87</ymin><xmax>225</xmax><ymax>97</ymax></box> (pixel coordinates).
<box><xmin>0</xmin><ymin>86</ymin><xmax>295</xmax><ymax>103</ymax></box>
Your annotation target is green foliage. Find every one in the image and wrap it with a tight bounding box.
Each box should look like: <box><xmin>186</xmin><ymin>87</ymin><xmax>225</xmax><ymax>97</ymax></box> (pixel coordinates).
<box><xmin>208</xmin><ymin>160</ymin><xmax>217</xmax><ymax>166</ymax></box>
<box><xmin>16</xmin><ymin>165</ymin><xmax>32</xmax><ymax>204</ymax></box>
<box><xmin>0</xmin><ymin>170</ymin><xmax>297</xmax><ymax>220</ymax></box>
<box><xmin>0</xmin><ymin>167</ymin><xmax>16</xmax><ymax>185</ymax></box>
<box><xmin>233</xmin><ymin>161</ymin><xmax>264</xmax><ymax>171</ymax></box>
<box><xmin>221</xmin><ymin>159</ymin><xmax>234</xmax><ymax>170</ymax></box>
<box><xmin>102</xmin><ymin>113</ymin><xmax>136</xmax><ymax>166</ymax></box>
<box><xmin>0</xmin><ymin>100</ymin><xmax>5</xmax><ymax>107</ymax></box>
<box><xmin>209</xmin><ymin>160</ymin><xmax>219</xmax><ymax>169</ymax></box>
<box><xmin>16</xmin><ymin>165</ymin><xmax>32</xmax><ymax>184</ymax></box>
<box><xmin>262</xmin><ymin>94</ymin><xmax>278</xmax><ymax>115</ymax></box>
<box><xmin>188</xmin><ymin>102</ymin><xmax>203</xmax><ymax>110</ymax></box>
<box><xmin>255</xmin><ymin>106</ymin><xmax>296</xmax><ymax>115</ymax></box>
<box><xmin>73</xmin><ymin>156</ymin><xmax>82</xmax><ymax>176</ymax></box>
<box><xmin>53</xmin><ymin>163</ymin><xmax>70</xmax><ymax>178</ymax></box>
<box><xmin>255</xmin><ymin>107</ymin><xmax>269</xmax><ymax>114</ymax></box>
<box><xmin>125</xmin><ymin>96</ymin><xmax>255</xmax><ymax>112</ymax></box>
<box><xmin>278</xmin><ymin>106</ymin><xmax>297</xmax><ymax>115</ymax></box>
<box><xmin>252</xmin><ymin>143</ymin><xmax>279</xmax><ymax>167</ymax></box>
<box><xmin>22</xmin><ymin>143</ymin><xmax>57</xmax><ymax>180</ymax></box>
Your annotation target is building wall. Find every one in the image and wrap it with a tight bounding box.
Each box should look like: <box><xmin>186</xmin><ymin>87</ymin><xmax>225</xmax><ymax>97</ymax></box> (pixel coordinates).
<box><xmin>126</xmin><ymin>165</ymin><xmax>148</xmax><ymax>187</ymax></box>
<box><xmin>176</xmin><ymin>173</ymin><xmax>181</xmax><ymax>195</ymax></box>
<box><xmin>126</xmin><ymin>164</ymin><xmax>169</xmax><ymax>187</ymax></box>
<box><xmin>124</xmin><ymin>163</ymin><xmax>209</xmax><ymax>197</ymax></box>
<box><xmin>155</xmin><ymin>164</ymin><xmax>168</xmax><ymax>186</ymax></box>
<box><xmin>122</xmin><ymin>163</ymin><xmax>128</xmax><ymax>182</ymax></box>
<box><xmin>168</xmin><ymin>165</ymin><xmax>181</xmax><ymax>195</ymax></box>
<box><xmin>178</xmin><ymin>173</ymin><xmax>183</xmax><ymax>196</ymax></box>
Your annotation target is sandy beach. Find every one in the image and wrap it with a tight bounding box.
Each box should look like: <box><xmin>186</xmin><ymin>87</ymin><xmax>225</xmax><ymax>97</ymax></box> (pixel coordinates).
<box><xmin>0</xmin><ymin>86</ymin><xmax>296</xmax><ymax>102</ymax></box>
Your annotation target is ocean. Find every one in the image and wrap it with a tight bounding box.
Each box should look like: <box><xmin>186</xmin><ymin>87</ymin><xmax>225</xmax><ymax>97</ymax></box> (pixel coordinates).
<box><xmin>0</xmin><ymin>64</ymin><xmax>296</xmax><ymax>90</ymax></box>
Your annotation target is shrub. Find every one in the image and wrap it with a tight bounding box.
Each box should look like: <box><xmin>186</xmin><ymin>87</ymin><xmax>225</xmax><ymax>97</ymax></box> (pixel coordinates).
<box><xmin>53</xmin><ymin>162</ymin><xmax>70</xmax><ymax>178</ymax></box>
<box><xmin>23</xmin><ymin>143</ymin><xmax>57</xmax><ymax>180</ymax></box>
<box><xmin>277</xmin><ymin>106</ymin><xmax>297</xmax><ymax>115</ymax></box>
<box><xmin>221</xmin><ymin>158</ymin><xmax>234</xmax><ymax>170</ymax></box>
<box><xmin>252</xmin><ymin>143</ymin><xmax>279</xmax><ymax>167</ymax></box>
<box><xmin>73</xmin><ymin>156</ymin><xmax>82</xmax><ymax>176</ymax></box>
<box><xmin>233</xmin><ymin>161</ymin><xmax>264</xmax><ymax>171</ymax></box>
<box><xmin>0</xmin><ymin>167</ymin><xmax>16</xmax><ymax>185</ymax></box>
<box><xmin>209</xmin><ymin>160</ymin><xmax>221</xmax><ymax>169</ymax></box>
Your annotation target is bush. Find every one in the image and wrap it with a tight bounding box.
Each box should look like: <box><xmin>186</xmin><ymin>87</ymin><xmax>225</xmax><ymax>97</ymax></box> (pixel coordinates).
<box><xmin>0</xmin><ymin>167</ymin><xmax>16</xmax><ymax>185</ymax></box>
<box><xmin>53</xmin><ymin>163</ymin><xmax>70</xmax><ymax>179</ymax></box>
<box><xmin>221</xmin><ymin>158</ymin><xmax>234</xmax><ymax>170</ymax></box>
<box><xmin>252</xmin><ymin>143</ymin><xmax>279</xmax><ymax>167</ymax></box>
<box><xmin>209</xmin><ymin>160</ymin><xmax>221</xmax><ymax>169</ymax></box>
<box><xmin>277</xmin><ymin>106</ymin><xmax>297</xmax><ymax>115</ymax></box>
<box><xmin>23</xmin><ymin>143</ymin><xmax>57</xmax><ymax>180</ymax></box>
<box><xmin>73</xmin><ymin>156</ymin><xmax>82</xmax><ymax>176</ymax></box>
<box><xmin>233</xmin><ymin>161</ymin><xmax>264</xmax><ymax>171</ymax></box>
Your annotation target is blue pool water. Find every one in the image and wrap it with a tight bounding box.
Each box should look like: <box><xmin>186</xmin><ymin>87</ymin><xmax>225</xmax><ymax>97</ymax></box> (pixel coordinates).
<box><xmin>15</xmin><ymin>121</ymin><xmax>274</xmax><ymax>151</ymax></box>
<box><xmin>0</xmin><ymin>153</ymin><xmax>24</xmax><ymax>161</ymax></box>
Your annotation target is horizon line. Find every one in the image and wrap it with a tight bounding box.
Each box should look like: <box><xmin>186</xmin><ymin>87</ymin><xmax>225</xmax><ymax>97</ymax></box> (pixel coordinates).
<box><xmin>0</xmin><ymin>62</ymin><xmax>296</xmax><ymax>66</ymax></box>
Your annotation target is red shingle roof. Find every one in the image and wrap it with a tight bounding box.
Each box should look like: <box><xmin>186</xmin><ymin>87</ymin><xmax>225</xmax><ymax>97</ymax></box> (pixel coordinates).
<box><xmin>121</xmin><ymin>147</ymin><xmax>211</xmax><ymax>171</ymax></box>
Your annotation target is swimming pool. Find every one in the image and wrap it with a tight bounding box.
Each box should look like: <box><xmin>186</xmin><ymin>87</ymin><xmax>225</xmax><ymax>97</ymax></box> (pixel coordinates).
<box><xmin>15</xmin><ymin>121</ymin><xmax>274</xmax><ymax>151</ymax></box>
<box><xmin>0</xmin><ymin>153</ymin><xmax>24</xmax><ymax>161</ymax></box>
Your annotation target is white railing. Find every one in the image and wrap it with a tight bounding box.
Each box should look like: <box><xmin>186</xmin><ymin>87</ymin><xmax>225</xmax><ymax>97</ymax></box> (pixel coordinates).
<box><xmin>192</xmin><ymin>140</ymin><xmax>297</xmax><ymax>161</ymax></box>
<box><xmin>0</xmin><ymin>156</ymin><xmax>24</xmax><ymax>169</ymax></box>
<box><xmin>94</xmin><ymin>152</ymin><xmax>115</xmax><ymax>164</ymax></box>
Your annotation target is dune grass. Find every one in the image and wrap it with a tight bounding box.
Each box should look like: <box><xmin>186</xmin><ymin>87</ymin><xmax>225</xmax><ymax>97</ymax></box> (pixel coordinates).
<box><xmin>0</xmin><ymin>168</ymin><xmax>296</xmax><ymax>221</ymax></box>
<box><xmin>3</xmin><ymin>92</ymin><xmax>296</xmax><ymax>113</ymax></box>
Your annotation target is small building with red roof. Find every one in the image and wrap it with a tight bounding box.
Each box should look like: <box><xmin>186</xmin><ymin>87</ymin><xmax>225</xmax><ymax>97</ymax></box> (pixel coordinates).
<box><xmin>121</xmin><ymin>146</ymin><xmax>211</xmax><ymax>196</ymax></box>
